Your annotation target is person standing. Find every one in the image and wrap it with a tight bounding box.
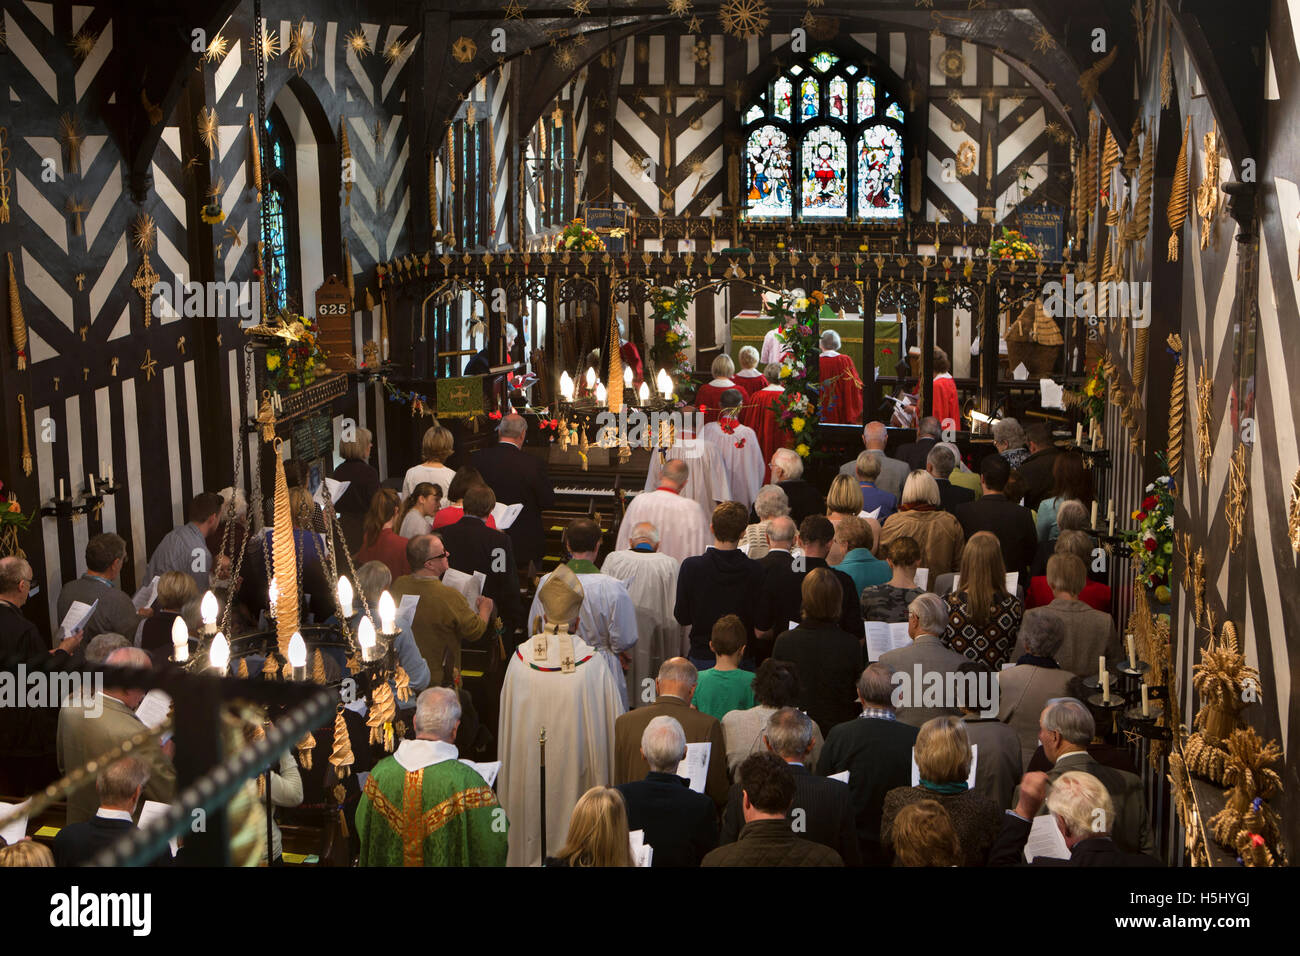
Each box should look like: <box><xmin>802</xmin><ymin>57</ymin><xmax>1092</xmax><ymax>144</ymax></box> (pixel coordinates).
<box><xmin>437</xmin><ymin>483</ymin><xmax>525</xmax><ymax>647</ymax></box>
<box><xmin>145</xmin><ymin>493</ymin><xmax>223</xmax><ymax>591</ymax></box>
<box><xmin>615</xmin><ymin>459</ymin><xmax>711</xmax><ymax>563</ymax></box>
<box><xmin>694</xmin><ymin>354</ymin><xmax>740</xmax><ymax>423</ymax></box>
<box><xmin>600</xmin><ymin>522</ymin><xmax>682</xmax><ymax>704</ymax></box>
<box><xmin>739</xmin><ymin>364</ymin><xmax>792</xmax><ymax>483</ymax></box>
<box><xmin>58</xmin><ymin>533</ymin><xmax>149</xmax><ymax>640</ymax></box>
<box><xmin>402</xmin><ymin>424</ymin><xmax>457</xmax><ymax>503</ymax></box>
<box><xmin>954</xmin><ymin>454</ymin><xmax>1038</xmax><ymax>580</ymax></box>
<box><xmin>470</xmin><ymin>414</ymin><xmax>555</xmax><ymax>574</ymax></box>
<box><xmin>818</xmin><ymin>330</ymin><xmax>864</xmax><ymax>425</ymax></box>
<box><xmin>333</xmin><ymin>427</ymin><xmax>381</xmax><ymax>548</ymax></box>
<box><xmin>673</xmin><ymin>502</ymin><xmax>764</xmax><ymax>668</ymax></box>
<box><xmin>697</xmin><ymin>389</ymin><xmax>765</xmax><ymax>511</ymax></box>
<box><xmin>838</xmin><ymin>421</ymin><xmax>910</xmax><ymax>501</ymax></box>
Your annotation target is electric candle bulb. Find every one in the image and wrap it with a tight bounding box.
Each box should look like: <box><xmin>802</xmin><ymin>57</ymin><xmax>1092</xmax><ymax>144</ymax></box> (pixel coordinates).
<box><xmin>268</xmin><ymin>576</ymin><xmax>279</xmax><ymax>611</ymax></box>
<box><xmin>595</xmin><ymin>382</ymin><xmax>606</xmax><ymax>402</ymax></box>
<box><xmin>559</xmin><ymin>371</ymin><xmax>575</xmax><ymax>401</ymax></box>
<box><xmin>200</xmin><ymin>591</ymin><xmax>218</xmax><ymax>627</ymax></box>
<box><xmin>638</xmin><ymin>382</ymin><xmax>650</xmax><ymax>403</ymax></box>
<box><xmin>378</xmin><ymin>591</ymin><xmax>396</xmax><ymax>634</ymax></box>
<box><xmin>336</xmin><ymin>577</ymin><xmax>354</xmax><ymax>618</ymax></box>
<box><xmin>171</xmin><ymin>616</ymin><xmax>189</xmax><ymax>662</ymax></box>
<box><xmin>288</xmin><ymin>632</ymin><xmax>307</xmax><ymax>681</ymax></box>
<box><xmin>585</xmin><ymin>367</ymin><xmax>596</xmax><ymax>390</ymax></box>
<box><xmin>209</xmin><ymin>632</ymin><xmax>229</xmax><ymax>673</ymax></box>
<box><xmin>624</xmin><ymin>366</ymin><xmax>632</xmax><ymax>386</ymax></box>
<box><xmin>657</xmin><ymin>369</ymin><xmax>673</xmax><ymax>398</ymax></box>
<box><xmin>357</xmin><ymin>616</ymin><xmax>377</xmax><ymax>661</ymax></box>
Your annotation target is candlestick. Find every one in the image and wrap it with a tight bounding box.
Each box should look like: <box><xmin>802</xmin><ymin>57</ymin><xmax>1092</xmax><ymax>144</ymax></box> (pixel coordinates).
<box><xmin>357</xmin><ymin>615</ymin><xmax>378</xmax><ymax>661</ymax></box>
<box><xmin>1090</xmin><ymin>501</ymin><xmax>1098</xmax><ymax>528</ymax></box>
<box><xmin>171</xmin><ymin>616</ymin><xmax>189</xmax><ymax>663</ymax></box>
<box><xmin>1126</xmin><ymin>633</ymin><xmax>1136</xmax><ymax>667</ymax></box>
<box><xmin>288</xmin><ymin>631</ymin><xmax>307</xmax><ymax>681</ymax></box>
<box><xmin>1141</xmin><ymin>682</ymin><xmax>1149</xmax><ymax>717</ymax></box>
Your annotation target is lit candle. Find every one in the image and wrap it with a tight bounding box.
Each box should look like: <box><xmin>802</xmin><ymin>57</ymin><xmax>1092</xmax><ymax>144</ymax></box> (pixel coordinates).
<box><xmin>357</xmin><ymin>615</ymin><xmax>377</xmax><ymax>662</ymax></box>
<box><xmin>1090</xmin><ymin>501</ymin><xmax>1098</xmax><ymax>528</ymax></box>
<box><xmin>585</xmin><ymin>367</ymin><xmax>597</xmax><ymax>391</ymax></box>
<box><xmin>209</xmin><ymin>632</ymin><xmax>229</xmax><ymax>674</ymax></box>
<box><xmin>638</xmin><ymin>381</ymin><xmax>649</xmax><ymax>403</ymax></box>
<box><xmin>1076</xmin><ymin>422</ymin><xmax>1083</xmax><ymax>444</ymax></box>
<box><xmin>559</xmin><ymin>371</ymin><xmax>575</xmax><ymax>401</ymax></box>
<box><xmin>337</xmin><ymin>576</ymin><xmax>354</xmax><ymax>618</ymax></box>
<box><xmin>1141</xmin><ymin>682</ymin><xmax>1150</xmax><ymax>717</ymax></box>
<box><xmin>378</xmin><ymin>590</ymin><xmax>396</xmax><ymax>635</ymax></box>
<box><xmin>200</xmin><ymin>590</ymin><xmax>219</xmax><ymax>635</ymax></box>
<box><xmin>595</xmin><ymin>382</ymin><xmax>606</xmax><ymax>402</ymax></box>
<box><xmin>656</xmin><ymin>368</ymin><xmax>673</xmax><ymax>398</ymax></box>
<box><xmin>623</xmin><ymin>366</ymin><xmax>632</xmax><ymax>387</ymax></box>
<box><xmin>1126</xmin><ymin>633</ymin><xmax>1136</xmax><ymax>667</ymax></box>
<box><xmin>171</xmin><ymin>616</ymin><xmax>189</xmax><ymax>663</ymax></box>
<box><xmin>288</xmin><ymin>632</ymin><xmax>307</xmax><ymax>681</ymax></box>
<box><xmin>267</xmin><ymin>576</ymin><xmax>279</xmax><ymax>619</ymax></box>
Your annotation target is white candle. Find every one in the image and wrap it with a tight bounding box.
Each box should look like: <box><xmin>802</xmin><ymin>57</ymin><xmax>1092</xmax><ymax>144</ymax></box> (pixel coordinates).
<box><xmin>559</xmin><ymin>371</ymin><xmax>575</xmax><ymax>401</ymax></box>
<box><xmin>1108</xmin><ymin>512</ymin><xmax>1115</xmax><ymax>537</ymax></box>
<box><xmin>1090</xmin><ymin>501</ymin><xmax>1098</xmax><ymax>528</ymax></box>
<box><xmin>1076</xmin><ymin>423</ymin><xmax>1083</xmax><ymax>444</ymax></box>
<box><xmin>209</xmin><ymin>632</ymin><xmax>229</xmax><ymax>674</ymax></box>
<box><xmin>336</xmin><ymin>576</ymin><xmax>354</xmax><ymax>618</ymax></box>
<box><xmin>357</xmin><ymin>615</ymin><xmax>377</xmax><ymax>662</ymax></box>
<box><xmin>638</xmin><ymin>381</ymin><xmax>650</xmax><ymax>403</ymax></box>
<box><xmin>288</xmin><ymin>631</ymin><xmax>307</xmax><ymax>681</ymax></box>
<box><xmin>1127</xmin><ymin>634</ymin><xmax>1136</xmax><ymax>667</ymax></box>
<box><xmin>1102</xmin><ymin>673</ymin><xmax>1110</xmax><ymax>704</ymax></box>
<box><xmin>101</xmin><ymin>460</ymin><xmax>107</xmax><ymax>481</ymax></box>
<box><xmin>200</xmin><ymin>591</ymin><xmax>219</xmax><ymax>633</ymax></box>
<box><xmin>378</xmin><ymin>590</ymin><xmax>396</xmax><ymax>634</ymax></box>
<box><xmin>59</xmin><ymin>478</ymin><xmax>66</xmax><ymax>500</ymax></box>
<box><xmin>89</xmin><ymin>473</ymin><xmax>97</xmax><ymax>496</ymax></box>
<box><xmin>171</xmin><ymin>616</ymin><xmax>189</xmax><ymax>662</ymax></box>
<box><xmin>1099</xmin><ymin>656</ymin><xmax>1106</xmax><ymax>688</ymax></box>
<box><xmin>1141</xmin><ymin>682</ymin><xmax>1150</xmax><ymax>717</ymax></box>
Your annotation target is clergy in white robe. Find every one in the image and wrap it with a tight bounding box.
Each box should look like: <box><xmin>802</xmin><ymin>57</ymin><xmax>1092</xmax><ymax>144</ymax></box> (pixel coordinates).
<box><xmin>599</xmin><ymin>522</ymin><xmax>683</xmax><ymax>705</ymax></box>
<box><xmin>642</xmin><ymin>433</ymin><xmax>730</xmax><ymax>517</ymax></box>
<box><xmin>697</xmin><ymin>388</ymin><xmax>765</xmax><ymax>510</ymax></box>
<box><xmin>617</xmin><ymin>459</ymin><xmax>712</xmax><ymax>563</ymax></box>
<box><xmin>760</xmin><ymin>324</ymin><xmax>794</xmax><ymax>365</ymax></box>
<box><xmin>498</xmin><ymin>564</ymin><xmax>622</xmax><ymax>867</ymax></box>
<box><xmin>526</xmin><ymin>517</ymin><xmax>638</xmax><ymax>707</ymax></box>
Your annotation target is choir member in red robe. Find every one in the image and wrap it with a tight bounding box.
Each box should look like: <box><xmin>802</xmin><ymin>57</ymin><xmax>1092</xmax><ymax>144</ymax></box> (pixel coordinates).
<box><xmin>817</xmin><ymin>330</ymin><xmax>863</xmax><ymax>424</ymax></box>
<box><xmin>694</xmin><ymin>354</ymin><xmax>738</xmax><ymax>424</ymax></box>
<box><xmin>932</xmin><ymin>348</ymin><xmax>961</xmax><ymax>434</ymax></box>
<box><xmin>740</xmin><ymin>364</ymin><xmax>793</xmax><ymax>485</ymax></box>
<box><xmin>732</xmin><ymin>345</ymin><xmax>768</xmax><ymax>399</ymax></box>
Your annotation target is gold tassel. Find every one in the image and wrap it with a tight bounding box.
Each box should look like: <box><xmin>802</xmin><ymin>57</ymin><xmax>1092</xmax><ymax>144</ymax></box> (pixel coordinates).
<box><xmin>366</xmin><ymin>681</ymin><xmax>396</xmax><ymax>750</ymax></box>
<box><xmin>330</xmin><ymin>708</ymin><xmax>354</xmax><ymax>778</ymax></box>
<box><xmin>428</xmin><ymin>151</ymin><xmax>438</xmax><ymax>229</ymax></box>
<box><xmin>1159</xmin><ymin>26</ymin><xmax>1173</xmax><ymax>109</ymax></box>
<box><xmin>262</xmin><ymin>653</ymin><xmax>280</xmax><ymax>679</ymax></box>
<box><xmin>271</xmin><ymin>442</ymin><xmax>300</xmax><ymax>659</ymax></box>
<box><xmin>1168</xmin><ymin>334</ymin><xmax>1185</xmax><ymax>478</ymax></box>
<box><xmin>248</xmin><ymin>113</ymin><xmax>262</xmax><ymax>203</ymax></box>
<box><xmin>296</xmin><ymin>731</ymin><xmax>315</xmax><ymax>771</ymax></box>
<box><xmin>1100</xmin><ymin>127</ymin><xmax>1120</xmax><ymax>207</ymax></box>
<box><xmin>311</xmin><ymin>648</ymin><xmax>326</xmax><ymax>684</ymax></box>
<box><xmin>1130</xmin><ymin>126</ymin><xmax>1155</xmax><ymax>243</ymax></box>
<box><xmin>1123</xmin><ymin>114</ymin><xmax>1142</xmax><ymax>176</ymax></box>
<box><xmin>17</xmin><ymin>394</ymin><xmax>32</xmax><ymax>476</ymax></box>
<box><xmin>58</xmin><ymin>114</ymin><xmax>83</xmax><ymax>175</ymax></box>
<box><xmin>1197</xmin><ymin>122</ymin><xmax>1220</xmax><ymax>250</ymax></box>
<box><xmin>447</xmin><ymin>125</ymin><xmax>456</xmax><ymax>194</ymax></box>
<box><xmin>607</xmin><ymin>301</ymin><xmax>623</xmax><ymax>415</ymax></box>
<box><xmin>8</xmin><ymin>252</ymin><xmax>27</xmax><ymax>371</ymax></box>
<box><xmin>339</xmin><ymin>116</ymin><xmax>352</xmax><ymax>206</ymax></box>
<box><xmin>1167</xmin><ymin>117</ymin><xmax>1190</xmax><ymax>262</ymax></box>
<box><xmin>393</xmin><ymin>664</ymin><xmax>411</xmax><ymax>703</ymax></box>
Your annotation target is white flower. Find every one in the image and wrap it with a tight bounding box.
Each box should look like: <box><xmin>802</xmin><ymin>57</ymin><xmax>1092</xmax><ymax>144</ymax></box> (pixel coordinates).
<box><xmin>1145</xmin><ymin>483</ymin><xmax>1155</xmax><ymax>492</ymax></box>
<box><xmin>1165</xmin><ymin>516</ymin><xmax>1174</xmax><ymax>530</ymax></box>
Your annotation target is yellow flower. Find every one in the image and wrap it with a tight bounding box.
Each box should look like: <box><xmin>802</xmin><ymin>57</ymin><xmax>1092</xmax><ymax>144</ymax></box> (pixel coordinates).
<box><xmin>791</xmin><ymin>416</ymin><xmax>806</xmax><ymax>433</ymax></box>
<box><xmin>796</xmin><ymin>443</ymin><xmax>810</xmax><ymax>458</ymax></box>
<box><xmin>795</xmin><ymin>297</ymin><xmax>810</xmax><ymax>311</ymax></box>
<box><xmin>779</xmin><ymin>365</ymin><xmax>792</xmax><ymax>378</ymax></box>
<box><xmin>1131</xmin><ymin>510</ymin><xmax>1142</xmax><ymax>521</ymax></box>
<box><xmin>665</xmin><ymin>332</ymin><xmax>678</xmax><ymax>343</ymax></box>
<box><xmin>266</xmin><ymin>354</ymin><xmax>281</xmax><ymax>371</ymax></box>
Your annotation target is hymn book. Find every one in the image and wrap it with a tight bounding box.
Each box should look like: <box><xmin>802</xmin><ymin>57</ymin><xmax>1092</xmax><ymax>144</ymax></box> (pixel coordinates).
<box><xmin>58</xmin><ymin>599</ymin><xmax>98</xmax><ymax>639</ymax></box>
<box><xmin>135</xmin><ymin>690</ymin><xmax>172</xmax><ymax>731</ymax></box>
<box><xmin>0</xmin><ymin>799</ymin><xmax>30</xmax><ymax>845</ymax></box>
<box><xmin>131</xmin><ymin>576</ymin><xmax>160</xmax><ymax>610</ymax></box>
<box><xmin>676</xmin><ymin>742</ymin><xmax>711</xmax><ymax>794</ymax></box>
<box><xmin>138</xmin><ymin>800</ymin><xmax>179</xmax><ymax>857</ymax></box>
<box><xmin>395</xmin><ymin>594</ymin><xmax>420</xmax><ymax>631</ymax></box>
<box><xmin>1024</xmin><ymin>813</ymin><xmax>1071</xmax><ymax>862</ymax></box>
<box><xmin>864</xmin><ymin>621</ymin><xmax>911</xmax><ymax>661</ymax></box>
<box><xmin>490</xmin><ymin>501</ymin><xmax>524</xmax><ymax>530</ymax></box>
<box><xmin>442</xmin><ymin>568</ymin><xmax>488</xmax><ymax>606</ymax></box>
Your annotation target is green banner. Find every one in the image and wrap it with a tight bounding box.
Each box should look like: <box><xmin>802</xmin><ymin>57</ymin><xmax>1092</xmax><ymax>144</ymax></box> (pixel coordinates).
<box><xmin>436</xmin><ymin>377</ymin><xmax>485</xmax><ymax>418</ymax></box>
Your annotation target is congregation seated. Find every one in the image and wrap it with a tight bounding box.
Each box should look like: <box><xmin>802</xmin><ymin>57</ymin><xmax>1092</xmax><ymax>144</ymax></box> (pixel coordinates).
<box><xmin>1018</xmin><ymin>423</ymin><xmax>1062</xmax><ymax>512</ymax></box>
<box><xmin>895</xmin><ymin>416</ymin><xmax>942</xmax><ymax>472</ymax></box>
<box><xmin>614</xmin><ymin>716</ymin><xmax>718</xmax><ymax>868</ymax></box>
<box><xmin>828</xmin><ymin>514</ymin><xmax>889</xmax><ymax>594</ymax></box>
<box><xmin>546</xmin><ymin>787</ymin><xmax>634</xmax><ymax>867</ymax></box>
<box><xmin>738</xmin><ymin>484</ymin><xmax>790</xmax><ymax>559</ymax></box>
<box><xmin>722</xmin><ymin>658</ymin><xmax>824</xmax><ymax>774</ymax></box>
<box><xmin>890</xmin><ymin>800</ymin><xmax>963</xmax><ymax>867</ymax></box>
<box><xmin>879</xmin><ymin>471</ymin><xmax>965</xmax><ymax>576</ymax></box>
<box><xmin>1035</xmin><ymin>450</ymin><xmax>1093</xmax><ymax>543</ymax></box>
<box><xmin>954</xmin><ymin>454</ymin><xmax>1038</xmax><ymax>580</ymax></box>
<box><xmin>926</xmin><ymin>444</ymin><xmax>975</xmax><ymax>515</ymax></box>
<box><xmin>1018</xmin><ymin>555</ymin><xmax>1120</xmax><ymax>678</ymax></box>
<box><xmin>860</xmin><ymin>536</ymin><xmax>925</xmax><ymax>624</ymax></box>
<box><xmin>880</xmin><ymin>717</ymin><xmax>1001</xmax><ymax>867</ymax></box>
<box><xmin>1026</xmin><ymin>530</ymin><xmax>1112</xmax><ymax>612</ymax></box>
<box><xmin>718</xmin><ymin>708</ymin><xmax>859</xmax><ymax>865</ymax></box>
<box><xmin>1029</xmin><ymin>498</ymin><xmax>1088</xmax><ymax>579</ymax></box>
<box><xmin>879</xmin><ymin>593</ymin><xmax>967</xmax><ymax>726</ymax></box>
<box><xmin>942</xmin><ymin>532</ymin><xmax>1023</xmax><ymax>669</ymax></box>
<box><xmin>772</xmin><ymin>569</ymin><xmax>863</xmax><ymax>737</ymax></box>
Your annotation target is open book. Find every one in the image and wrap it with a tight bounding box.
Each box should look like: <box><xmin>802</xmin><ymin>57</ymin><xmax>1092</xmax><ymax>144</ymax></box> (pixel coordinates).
<box><xmin>58</xmin><ymin>599</ymin><xmax>98</xmax><ymax>639</ymax></box>
<box><xmin>490</xmin><ymin>501</ymin><xmax>524</xmax><ymax>530</ymax></box>
<box><xmin>1024</xmin><ymin>812</ymin><xmax>1071</xmax><ymax>862</ymax></box>
<box><xmin>952</xmin><ymin>572</ymin><xmax>1019</xmax><ymax>594</ymax></box>
<box><xmin>442</xmin><ymin>568</ymin><xmax>487</xmax><ymax>606</ymax></box>
<box><xmin>864</xmin><ymin>621</ymin><xmax>911</xmax><ymax>661</ymax></box>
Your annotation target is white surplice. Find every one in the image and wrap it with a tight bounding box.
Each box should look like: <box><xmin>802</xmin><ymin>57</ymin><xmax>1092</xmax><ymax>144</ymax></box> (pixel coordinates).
<box><xmin>697</xmin><ymin>420</ymin><xmax>765</xmax><ymax>510</ymax></box>
<box><xmin>498</xmin><ymin>629</ymin><xmax>623</xmax><ymax>867</ymax></box>
<box><xmin>526</xmin><ymin>567</ymin><xmax>639</xmax><ymax>708</ymax></box>
<box><xmin>642</xmin><ymin>439</ymin><xmax>730</xmax><ymax>517</ymax></box>
<box><xmin>599</xmin><ymin>549</ymin><xmax>684</xmax><ymax>704</ymax></box>
<box><xmin>615</xmin><ymin>488</ymin><xmax>712</xmax><ymax>564</ymax></box>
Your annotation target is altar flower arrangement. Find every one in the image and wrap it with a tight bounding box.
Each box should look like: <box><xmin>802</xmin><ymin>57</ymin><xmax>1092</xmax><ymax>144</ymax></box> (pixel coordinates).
<box><xmin>265</xmin><ymin>313</ymin><xmax>324</xmax><ymax>392</ymax></box>
<box><xmin>764</xmin><ymin>291</ymin><xmax>822</xmax><ymax>459</ymax></box>
<box><xmin>651</xmin><ymin>281</ymin><xmax>695</xmax><ymax>392</ymax></box>
<box><xmin>1123</xmin><ymin>455</ymin><xmax>1176</xmax><ymax>595</ymax></box>
<box><xmin>556</xmin><ymin>218</ymin><xmax>606</xmax><ymax>253</ymax></box>
<box><xmin>987</xmin><ymin>227</ymin><xmax>1039</xmax><ymax>261</ymax></box>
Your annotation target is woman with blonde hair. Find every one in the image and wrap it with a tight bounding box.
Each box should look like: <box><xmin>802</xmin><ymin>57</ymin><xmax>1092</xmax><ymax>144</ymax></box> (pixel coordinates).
<box><xmin>878</xmin><ymin>471</ymin><xmax>965</xmax><ymax>575</ymax></box>
<box><xmin>943</xmin><ymin>531</ymin><xmax>1023</xmax><ymax>668</ymax></box>
<box><xmin>354</xmin><ymin>489</ymin><xmax>409</xmax><ymax>580</ymax></box>
<box><xmin>826</xmin><ymin>474</ymin><xmax>882</xmax><ymax>554</ymax></box>
<box><xmin>0</xmin><ymin>839</ymin><xmax>54</xmax><ymax>866</ymax></box>
<box><xmin>695</xmin><ymin>354</ymin><xmax>738</xmax><ymax>423</ymax></box>
<box><xmin>881</xmin><ymin>717</ymin><xmax>1001</xmax><ymax>866</ymax></box>
<box><xmin>139</xmin><ymin>570</ymin><xmax>199</xmax><ymax>658</ymax></box>
<box><xmin>733</xmin><ymin>345</ymin><xmax>767</xmax><ymax>398</ymax></box>
<box><xmin>402</xmin><ymin>424</ymin><xmax>456</xmax><ymax>502</ymax></box>
<box><xmin>546</xmin><ymin>787</ymin><xmax>635</xmax><ymax>867</ymax></box>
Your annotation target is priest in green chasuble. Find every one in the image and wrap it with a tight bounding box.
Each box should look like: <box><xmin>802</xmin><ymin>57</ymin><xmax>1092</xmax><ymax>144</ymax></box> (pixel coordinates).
<box><xmin>357</xmin><ymin>686</ymin><xmax>507</xmax><ymax>866</ymax></box>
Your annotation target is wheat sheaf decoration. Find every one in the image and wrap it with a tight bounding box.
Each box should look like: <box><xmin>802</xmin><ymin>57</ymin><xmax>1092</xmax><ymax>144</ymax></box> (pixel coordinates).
<box><xmin>1225</xmin><ymin>444</ymin><xmax>1249</xmax><ymax>553</ymax></box>
<box><xmin>1128</xmin><ymin>125</ymin><xmax>1155</xmax><ymax>250</ymax></box>
<box><xmin>58</xmin><ymin>113</ymin><xmax>84</xmax><ymax>175</ymax></box>
<box><xmin>1194</xmin><ymin>370</ymin><xmax>1213</xmax><ymax>482</ymax></box>
<box><xmin>1167</xmin><ymin>116</ymin><xmax>1191</xmax><ymax>261</ymax></box>
<box><xmin>1167</xmin><ymin>333</ymin><xmax>1185</xmax><ymax>478</ymax></box>
<box><xmin>197</xmin><ymin>106</ymin><xmax>220</xmax><ymax>157</ymax></box>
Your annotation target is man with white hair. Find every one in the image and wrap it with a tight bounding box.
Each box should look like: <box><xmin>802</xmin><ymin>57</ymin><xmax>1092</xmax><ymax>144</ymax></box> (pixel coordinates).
<box><xmin>617</xmin><ymin>458</ymin><xmax>711</xmax><ymax>563</ymax></box>
<box><xmin>698</xmin><ymin>388</ymin><xmax>765</xmax><ymax>510</ymax></box>
<box><xmin>878</xmin><ymin>593</ymin><xmax>968</xmax><ymax>728</ymax></box>
<box><xmin>767</xmin><ymin>447</ymin><xmax>825</xmax><ymax>526</ymax></box>
<box><xmin>614</xmin><ymin>715</ymin><xmax>719</xmax><ymax>867</ymax></box>
<box><xmin>470</xmin><ymin>413</ymin><xmax>556</xmax><ymax>573</ymax></box>
<box><xmin>926</xmin><ymin>443</ymin><xmax>975</xmax><ymax>514</ymax></box>
<box><xmin>739</xmin><ymin>484</ymin><xmax>789</xmax><ymax>559</ymax></box>
<box><xmin>818</xmin><ymin>329</ymin><xmax>863</xmax><ymax>424</ymax></box>
<box><xmin>358</xmin><ymin>686</ymin><xmax>507</xmax><ymax>866</ymax></box>
<box><xmin>56</xmin><ymin>647</ymin><xmax>175</xmax><ymax>824</ymax></box>
<box><xmin>990</xmin><ymin>770</ymin><xmax>1163</xmax><ymax>866</ymax></box>
<box><xmin>739</xmin><ymin>363</ymin><xmax>791</xmax><ymax>482</ymax></box>
<box><xmin>839</xmin><ymin>421</ymin><xmax>910</xmax><ymax>500</ymax></box>
<box><xmin>601</xmin><ymin>522</ymin><xmax>682</xmax><ymax>702</ymax></box>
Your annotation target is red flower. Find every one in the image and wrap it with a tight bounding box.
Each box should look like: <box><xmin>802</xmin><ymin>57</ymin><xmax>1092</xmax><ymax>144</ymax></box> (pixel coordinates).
<box><xmin>1143</xmin><ymin>538</ymin><xmax>1158</xmax><ymax>552</ymax></box>
<box><xmin>1136</xmin><ymin>511</ymin><xmax>1147</xmax><ymax>521</ymax></box>
<box><xmin>882</xmin><ymin>348</ymin><xmax>893</xmax><ymax>355</ymax></box>
<box><xmin>489</xmin><ymin>410</ymin><xmax>503</xmax><ymax>420</ymax></box>
<box><xmin>1142</xmin><ymin>495</ymin><xmax>1157</xmax><ymax>510</ymax></box>
<box><xmin>734</xmin><ymin>438</ymin><xmax>746</xmax><ymax>449</ymax></box>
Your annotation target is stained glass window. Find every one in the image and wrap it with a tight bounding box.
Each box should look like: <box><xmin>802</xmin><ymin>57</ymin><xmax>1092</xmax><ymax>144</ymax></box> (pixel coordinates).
<box><xmin>800</xmin><ymin>77</ymin><xmax>819</xmax><ymax>119</ymax></box>
<box><xmin>746</xmin><ymin>125</ymin><xmax>792</xmax><ymax>216</ymax></box>
<box><xmin>741</xmin><ymin>50</ymin><xmax>904</xmax><ymax>221</ymax></box>
<box><xmin>857</xmin><ymin>125</ymin><xmax>904</xmax><ymax>219</ymax></box>
<box><xmin>801</xmin><ymin>127</ymin><xmax>848</xmax><ymax>217</ymax></box>
<box><xmin>266</xmin><ymin>188</ymin><xmax>289</xmax><ymax>311</ymax></box>
<box><xmin>263</xmin><ymin>109</ymin><xmax>299</xmax><ymax>311</ymax></box>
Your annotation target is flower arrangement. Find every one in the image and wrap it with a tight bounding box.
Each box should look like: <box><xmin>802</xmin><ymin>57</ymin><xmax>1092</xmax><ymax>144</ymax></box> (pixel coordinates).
<box><xmin>1081</xmin><ymin>357</ymin><xmax>1107</xmax><ymax>424</ymax></box>
<box><xmin>1124</xmin><ymin>454</ymin><xmax>1176</xmax><ymax>599</ymax></box>
<box><xmin>650</xmin><ymin>281</ymin><xmax>695</xmax><ymax>393</ymax></box>
<box><xmin>0</xmin><ymin>483</ymin><xmax>32</xmax><ymax>558</ymax></box>
<box><xmin>556</xmin><ymin>218</ymin><xmax>606</xmax><ymax>252</ymax></box>
<box><xmin>986</xmin><ymin>226</ymin><xmax>1039</xmax><ymax>261</ymax></box>
<box><xmin>764</xmin><ymin>290</ymin><xmax>823</xmax><ymax>458</ymax></box>
<box><xmin>265</xmin><ymin>314</ymin><xmax>324</xmax><ymax>392</ymax></box>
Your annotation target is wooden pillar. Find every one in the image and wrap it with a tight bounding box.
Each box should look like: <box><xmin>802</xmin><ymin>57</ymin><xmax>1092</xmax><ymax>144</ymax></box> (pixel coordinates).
<box><xmin>862</xmin><ymin>280</ymin><xmax>877</xmax><ymax>422</ymax></box>
<box><xmin>979</xmin><ymin>282</ymin><xmax>999</xmax><ymax>418</ymax></box>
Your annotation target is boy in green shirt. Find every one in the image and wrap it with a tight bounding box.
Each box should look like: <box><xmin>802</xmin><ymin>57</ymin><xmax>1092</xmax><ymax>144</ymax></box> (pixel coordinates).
<box><xmin>692</xmin><ymin>614</ymin><xmax>756</xmax><ymax>721</ymax></box>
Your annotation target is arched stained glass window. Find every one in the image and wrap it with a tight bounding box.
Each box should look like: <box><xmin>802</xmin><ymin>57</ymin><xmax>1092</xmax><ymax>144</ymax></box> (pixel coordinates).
<box><xmin>742</xmin><ymin>49</ymin><xmax>905</xmax><ymax>221</ymax></box>
<box><xmin>263</xmin><ymin>110</ymin><xmax>299</xmax><ymax>312</ymax></box>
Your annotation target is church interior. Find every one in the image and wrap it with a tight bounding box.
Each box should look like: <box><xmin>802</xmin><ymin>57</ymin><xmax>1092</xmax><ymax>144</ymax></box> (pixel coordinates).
<box><xmin>0</xmin><ymin>0</ymin><xmax>1295</xmax><ymax>888</ymax></box>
